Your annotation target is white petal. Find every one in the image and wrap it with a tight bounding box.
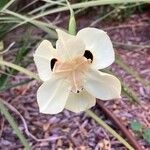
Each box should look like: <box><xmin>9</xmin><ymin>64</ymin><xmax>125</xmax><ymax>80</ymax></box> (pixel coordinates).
<box><xmin>56</xmin><ymin>29</ymin><xmax>75</xmax><ymax>41</ymax></box>
<box><xmin>84</xmin><ymin>68</ymin><xmax>121</xmax><ymax>100</ymax></box>
<box><xmin>65</xmin><ymin>90</ymin><xmax>96</xmax><ymax>113</ymax></box>
<box><xmin>34</xmin><ymin>56</ymin><xmax>52</xmax><ymax>81</ymax></box>
<box><xmin>56</xmin><ymin>29</ymin><xmax>85</xmax><ymax>60</ymax></box>
<box><xmin>37</xmin><ymin>76</ymin><xmax>71</xmax><ymax>114</ymax></box>
<box><xmin>77</xmin><ymin>27</ymin><xmax>114</xmax><ymax>69</ymax></box>
<box><xmin>34</xmin><ymin>39</ymin><xmax>56</xmax><ymax>60</ymax></box>
<box><xmin>34</xmin><ymin>40</ymin><xmax>56</xmax><ymax>81</ymax></box>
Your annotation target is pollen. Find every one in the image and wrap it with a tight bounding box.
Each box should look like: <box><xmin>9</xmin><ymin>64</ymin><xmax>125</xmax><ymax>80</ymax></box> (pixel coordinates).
<box><xmin>53</xmin><ymin>56</ymin><xmax>91</xmax><ymax>93</ymax></box>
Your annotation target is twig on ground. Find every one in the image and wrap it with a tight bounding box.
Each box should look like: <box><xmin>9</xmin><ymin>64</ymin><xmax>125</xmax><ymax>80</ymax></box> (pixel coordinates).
<box><xmin>104</xmin><ymin>23</ymin><xmax>149</xmax><ymax>30</ymax></box>
<box><xmin>0</xmin><ymin>42</ymin><xmax>15</xmax><ymax>55</ymax></box>
<box><xmin>113</xmin><ymin>41</ymin><xmax>150</xmax><ymax>49</ymax></box>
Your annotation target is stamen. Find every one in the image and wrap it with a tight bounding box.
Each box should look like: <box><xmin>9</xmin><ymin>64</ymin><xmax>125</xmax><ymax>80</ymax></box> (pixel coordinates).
<box><xmin>50</xmin><ymin>58</ymin><xmax>57</xmax><ymax>71</ymax></box>
<box><xmin>84</xmin><ymin>50</ymin><xmax>93</xmax><ymax>62</ymax></box>
<box><xmin>72</xmin><ymin>71</ymin><xmax>78</xmax><ymax>93</ymax></box>
<box><xmin>53</xmin><ymin>56</ymin><xmax>91</xmax><ymax>93</ymax></box>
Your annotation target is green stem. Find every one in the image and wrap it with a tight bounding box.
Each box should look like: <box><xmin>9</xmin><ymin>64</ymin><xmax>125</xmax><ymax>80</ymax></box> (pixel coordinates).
<box><xmin>121</xmin><ymin>82</ymin><xmax>139</xmax><ymax>104</ymax></box>
<box><xmin>0</xmin><ymin>79</ymin><xmax>33</xmax><ymax>91</ymax></box>
<box><xmin>1</xmin><ymin>0</ymin><xmax>16</xmax><ymax>11</ymax></box>
<box><xmin>0</xmin><ymin>59</ymin><xmax>40</xmax><ymax>81</ymax></box>
<box><xmin>86</xmin><ymin>109</ymin><xmax>134</xmax><ymax>150</ymax></box>
<box><xmin>20</xmin><ymin>0</ymin><xmax>150</xmax><ymax>22</ymax></box>
<box><xmin>0</xmin><ymin>100</ymin><xmax>31</xmax><ymax>150</ymax></box>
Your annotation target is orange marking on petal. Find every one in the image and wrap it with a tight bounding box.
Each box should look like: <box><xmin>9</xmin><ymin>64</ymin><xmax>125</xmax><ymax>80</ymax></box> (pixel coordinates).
<box><xmin>53</xmin><ymin>56</ymin><xmax>91</xmax><ymax>93</ymax></box>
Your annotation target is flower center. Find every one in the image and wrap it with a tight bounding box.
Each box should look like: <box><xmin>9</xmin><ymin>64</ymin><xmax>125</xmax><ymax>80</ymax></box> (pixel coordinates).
<box><xmin>53</xmin><ymin>56</ymin><xmax>91</xmax><ymax>93</ymax></box>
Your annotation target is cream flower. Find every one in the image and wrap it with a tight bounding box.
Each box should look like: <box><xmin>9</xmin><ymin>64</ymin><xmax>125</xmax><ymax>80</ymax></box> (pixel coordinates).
<box><xmin>34</xmin><ymin>27</ymin><xmax>121</xmax><ymax>114</ymax></box>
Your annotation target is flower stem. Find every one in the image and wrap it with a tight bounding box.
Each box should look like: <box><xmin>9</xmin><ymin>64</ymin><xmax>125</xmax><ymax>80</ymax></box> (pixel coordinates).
<box><xmin>86</xmin><ymin>109</ymin><xmax>134</xmax><ymax>150</ymax></box>
<box><xmin>66</xmin><ymin>0</ymin><xmax>76</xmax><ymax>35</ymax></box>
<box><xmin>0</xmin><ymin>100</ymin><xmax>31</xmax><ymax>150</ymax></box>
<box><xmin>0</xmin><ymin>59</ymin><xmax>40</xmax><ymax>81</ymax></box>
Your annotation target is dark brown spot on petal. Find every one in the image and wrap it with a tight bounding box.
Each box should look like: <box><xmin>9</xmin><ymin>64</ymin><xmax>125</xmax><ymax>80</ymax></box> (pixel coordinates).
<box><xmin>84</xmin><ymin>50</ymin><xmax>93</xmax><ymax>62</ymax></box>
<box><xmin>50</xmin><ymin>58</ymin><xmax>57</xmax><ymax>71</ymax></box>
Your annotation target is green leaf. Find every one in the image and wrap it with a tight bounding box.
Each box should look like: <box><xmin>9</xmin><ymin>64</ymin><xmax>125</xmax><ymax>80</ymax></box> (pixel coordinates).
<box><xmin>0</xmin><ymin>100</ymin><xmax>31</xmax><ymax>149</ymax></box>
<box><xmin>143</xmin><ymin>128</ymin><xmax>150</xmax><ymax>144</ymax></box>
<box><xmin>0</xmin><ymin>35</ymin><xmax>31</xmax><ymax>89</ymax></box>
<box><xmin>0</xmin><ymin>0</ymin><xmax>9</xmax><ymax>10</ymax></box>
<box><xmin>130</xmin><ymin>120</ymin><xmax>143</xmax><ymax>132</ymax></box>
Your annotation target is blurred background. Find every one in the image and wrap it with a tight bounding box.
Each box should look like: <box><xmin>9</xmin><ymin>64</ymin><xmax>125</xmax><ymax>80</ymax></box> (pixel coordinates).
<box><xmin>0</xmin><ymin>0</ymin><xmax>150</xmax><ymax>149</ymax></box>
